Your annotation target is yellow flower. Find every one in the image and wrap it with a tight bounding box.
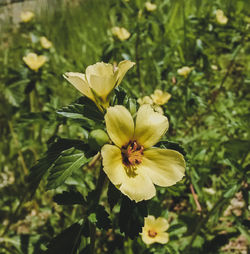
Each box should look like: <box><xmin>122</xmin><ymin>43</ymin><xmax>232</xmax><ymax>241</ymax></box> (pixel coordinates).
<box><xmin>153</xmin><ymin>105</ymin><xmax>164</xmax><ymax>114</ymax></box>
<box><xmin>215</xmin><ymin>9</ymin><xmax>228</xmax><ymax>25</ymax></box>
<box><xmin>63</xmin><ymin>60</ymin><xmax>135</xmax><ymax>111</ymax></box>
<box><xmin>101</xmin><ymin>104</ymin><xmax>185</xmax><ymax>202</ymax></box>
<box><xmin>141</xmin><ymin>215</ymin><xmax>169</xmax><ymax>245</ymax></box>
<box><xmin>151</xmin><ymin>89</ymin><xmax>171</xmax><ymax>106</ymax></box>
<box><xmin>137</xmin><ymin>96</ymin><xmax>153</xmax><ymax>105</ymax></box>
<box><xmin>111</xmin><ymin>27</ymin><xmax>131</xmax><ymax>41</ymax></box>
<box><xmin>145</xmin><ymin>2</ymin><xmax>157</xmax><ymax>12</ymax></box>
<box><xmin>20</xmin><ymin>11</ymin><xmax>34</xmax><ymax>23</ymax></box>
<box><xmin>177</xmin><ymin>66</ymin><xmax>193</xmax><ymax>78</ymax></box>
<box><xmin>40</xmin><ymin>36</ymin><xmax>53</xmax><ymax>49</ymax></box>
<box><xmin>23</xmin><ymin>53</ymin><xmax>47</xmax><ymax>71</ymax></box>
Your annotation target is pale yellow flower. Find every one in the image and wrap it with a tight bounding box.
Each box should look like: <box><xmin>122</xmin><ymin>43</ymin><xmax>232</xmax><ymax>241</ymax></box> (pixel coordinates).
<box><xmin>111</xmin><ymin>27</ymin><xmax>131</xmax><ymax>41</ymax></box>
<box><xmin>145</xmin><ymin>2</ymin><xmax>157</xmax><ymax>12</ymax></box>
<box><xmin>177</xmin><ymin>66</ymin><xmax>193</xmax><ymax>78</ymax></box>
<box><xmin>63</xmin><ymin>60</ymin><xmax>135</xmax><ymax>111</ymax></box>
<box><xmin>23</xmin><ymin>53</ymin><xmax>47</xmax><ymax>71</ymax></box>
<box><xmin>40</xmin><ymin>36</ymin><xmax>53</xmax><ymax>49</ymax></box>
<box><xmin>151</xmin><ymin>89</ymin><xmax>171</xmax><ymax>106</ymax></box>
<box><xmin>141</xmin><ymin>216</ymin><xmax>169</xmax><ymax>245</ymax></box>
<box><xmin>153</xmin><ymin>105</ymin><xmax>164</xmax><ymax>114</ymax></box>
<box><xmin>101</xmin><ymin>104</ymin><xmax>185</xmax><ymax>202</ymax></box>
<box><xmin>20</xmin><ymin>11</ymin><xmax>34</xmax><ymax>23</ymax></box>
<box><xmin>215</xmin><ymin>9</ymin><xmax>228</xmax><ymax>25</ymax></box>
<box><xmin>137</xmin><ymin>96</ymin><xmax>153</xmax><ymax>105</ymax></box>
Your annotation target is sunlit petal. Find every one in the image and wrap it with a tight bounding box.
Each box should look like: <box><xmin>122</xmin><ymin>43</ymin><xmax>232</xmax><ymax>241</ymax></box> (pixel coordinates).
<box><xmin>119</xmin><ymin>166</ymin><xmax>156</xmax><ymax>202</ymax></box>
<box><xmin>155</xmin><ymin>232</ymin><xmax>169</xmax><ymax>244</ymax></box>
<box><xmin>142</xmin><ymin>148</ymin><xmax>185</xmax><ymax>186</ymax></box>
<box><xmin>154</xmin><ymin>217</ymin><xmax>169</xmax><ymax>231</ymax></box>
<box><xmin>63</xmin><ymin>72</ymin><xmax>95</xmax><ymax>101</ymax></box>
<box><xmin>116</xmin><ymin>60</ymin><xmax>135</xmax><ymax>87</ymax></box>
<box><xmin>101</xmin><ymin>144</ymin><xmax>126</xmax><ymax>185</ymax></box>
<box><xmin>105</xmin><ymin>106</ymin><xmax>134</xmax><ymax>147</ymax></box>
<box><xmin>134</xmin><ymin>104</ymin><xmax>169</xmax><ymax>148</ymax></box>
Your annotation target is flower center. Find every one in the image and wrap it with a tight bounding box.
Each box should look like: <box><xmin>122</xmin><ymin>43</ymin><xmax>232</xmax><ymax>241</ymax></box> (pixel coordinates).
<box><xmin>121</xmin><ymin>141</ymin><xmax>144</xmax><ymax>176</ymax></box>
<box><xmin>148</xmin><ymin>229</ymin><xmax>158</xmax><ymax>238</ymax></box>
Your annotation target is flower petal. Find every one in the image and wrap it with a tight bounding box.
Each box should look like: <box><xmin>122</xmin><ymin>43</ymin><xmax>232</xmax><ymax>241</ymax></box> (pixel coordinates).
<box><xmin>154</xmin><ymin>217</ymin><xmax>169</xmax><ymax>232</ymax></box>
<box><xmin>142</xmin><ymin>148</ymin><xmax>185</xmax><ymax>187</ymax></box>
<box><xmin>86</xmin><ymin>62</ymin><xmax>116</xmax><ymax>98</ymax></box>
<box><xmin>134</xmin><ymin>104</ymin><xmax>169</xmax><ymax>148</ymax></box>
<box><xmin>116</xmin><ymin>60</ymin><xmax>135</xmax><ymax>87</ymax></box>
<box><xmin>88</xmin><ymin>75</ymin><xmax>116</xmax><ymax>99</ymax></box>
<box><xmin>155</xmin><ymin>232</ymin><xmax>169</xmax><ymax>244</ymax></box>
<box><xmin>101</xmin><ymin>144</ymin><xmax>126</xmax><ymax>185</ymax></box>
<box><xmin>63</xmin><ymin>72</ymin><xmax>95</xmax><ymax>101</ymax></box>
<box><xmin>141</xmin><ymin>232</ymin><xmax>157</xmax><ymax>245</ymax></box>
<box><xmin>119</xmin><ymin>166</ymin><xmax>156</xmax><ymax>202</ymax></box>
<box><xmin>105</xmin><ymin>105</ymin><xmax>134</xmax><ymax>147</ymax></box>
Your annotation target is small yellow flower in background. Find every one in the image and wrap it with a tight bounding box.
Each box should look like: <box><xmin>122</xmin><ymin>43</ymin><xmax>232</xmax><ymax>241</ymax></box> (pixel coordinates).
<box><xmin>101</xmin><ymin>104</ymin><xmax>185</xmax><ymax>202</ymax></box>
<box><xmin>63</xmin><ymin>60</ymin><xmax>135</xmax><ymax>111</ymax></box>
<box><xmin>111</xmin><ymin>27</ymin><xmax>131</xmax><ymax>41</ymax></box>
<box><xmin>40</xmin><ymin>36</ymin><xmax>53</xmax><ymax>49</ymax></box>
<box><xmin>20</xmin><ymin>11</ymin><xmax>34</xmax><ymax>23</ymax></box>
<box><xmin>151</xmin><ymin>89</ymin><xmax>171</xmax><ymax>106</ymax></box>
<box><xmin>137</xmin><ymin>96</ymin><xmax>153</xmax><ymax>105</ymax></box>
<box><xmin>177</xmin><ymin>66</ymin><xmax>193</xmax><ymax>78</ymax></box>
<box><xmin>145</xmin><ymin>2</ymin><xmax>157</xmax><ymax>12</ymax></box>
<box><xmin>23</xmin><ymin>53</ymin><xmax>47</xmax><ymax>71</ymax></box>
<box><xmin>215</xmin><ymin>9</ymin><xmax>228</xmax><ymax>25</ymax></box>
<box><xmin>141</xmin><ymin>215</ymin><xmax>169</xmax><ymax>245</ymax></box>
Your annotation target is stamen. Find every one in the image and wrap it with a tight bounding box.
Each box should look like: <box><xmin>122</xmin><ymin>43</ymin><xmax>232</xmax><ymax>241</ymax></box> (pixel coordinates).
<box><xmin>121</xmin><ymin>140</ymin><xmax>144</xmax><ymax>177</ymax></box>
<box><xmin>148</xmin><ymin>229</ymin><xmax>158</xmax><ymax>238</ymax></box>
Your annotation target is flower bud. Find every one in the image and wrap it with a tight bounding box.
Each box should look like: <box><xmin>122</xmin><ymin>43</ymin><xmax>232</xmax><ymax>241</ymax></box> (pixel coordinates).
<box><xmin>88</xmin><ymin>129</ymin><xmax>109</xmax><ymax>151</ymax></box>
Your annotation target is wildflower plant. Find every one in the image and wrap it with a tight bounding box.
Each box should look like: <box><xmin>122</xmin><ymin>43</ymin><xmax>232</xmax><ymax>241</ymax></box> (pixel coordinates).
<box><xmin>27</xmin><ymin>59</ymin><xmax>186</xmax><ymax>252</ymax></box>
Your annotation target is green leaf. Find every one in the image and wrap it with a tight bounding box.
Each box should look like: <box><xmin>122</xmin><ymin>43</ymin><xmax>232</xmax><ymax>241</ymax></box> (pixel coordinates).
<box><xmin>112</xmin><ymin>87</ymin><xmax>128</xmax><ymax>106</ymax></box>
<box><xmin>53</xmin><ymin>190</ymin><xmax>85</xmax><ymax>205</ymax></box>
<box><xmin>156</xmin><ymin>141</ymin><xmax>186</xmax><ymax>157</ymax></box>
<box><xmin>28</xmin><ymin>138</ymin><xmax>90</xmax><ymax>196</ymax></box>
<box><xmin>118</xmin><ymin>196</ymin><xmax>148</xmax><ymax>239</ymax></box>
<box><xmin>46</xmin><ymin>147</ymin><xmax>91</xmax><ymax>190</ymax></box>
<box><xmin>107</xmin><ymin>182</ymin><xmax>121</xmax><ymax>210</ymax></box>
<box><xmin>45</xmin><ymin>222</ymin><xmax>83</xmax><ymax>254</ymax></box>
<box><xmin>223</xmin><ymin>139</ymin><xmax>250</xmax><ymax>161</ymax></box>
<box><xmin>5</xmin><ymin>79</ymin><xmax>29</xmax><ymax>106</ymax></box>
<box><xmin>88</xmin><ymin>213</ymin><xmax>97</xmax><ymax>223</ymax></box>
<box><xmin>94</xmin><ymin>205</ymin><xmax>111</xmax><ymax>230</ymax></box>
<box><xmin>57</xmin><ymin>96</ymin><xmax>103</xmax><ymax>122</ymax></box>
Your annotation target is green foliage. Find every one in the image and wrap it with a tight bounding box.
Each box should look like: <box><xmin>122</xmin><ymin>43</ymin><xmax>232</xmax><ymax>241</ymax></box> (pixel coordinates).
<box><xmin>119</xmin><ymin>196</ymin><xmax>148</xmax><ymax>239</ymax></box>
<box><xmin>46</xmin><ymin>147</ymin><xmax>91</xmax><ymax>190</ymax></box>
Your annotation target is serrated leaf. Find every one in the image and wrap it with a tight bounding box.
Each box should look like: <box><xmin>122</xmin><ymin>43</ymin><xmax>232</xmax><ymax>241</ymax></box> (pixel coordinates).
<box><xmin>45</xmin><ymin>222</ymin><xmax>83</xmax><ymax>254</ymax></box>
<box><xmin>57</xmin><ymin>96</ymin><xmax>103</xmax><ymax>122</ymax></box>
<box><xmin>28</xmin><ymin>138</ymin><xmax>90</xmax><ymax>197</ymax></box>
<box><xmin>108</xmin><ymin>182</ymin><xmax>121</xmax><ymax>210</ymax></box>
<box><xmin>53</xmin><ymin>191</ymin><xmax>85</xmax><ymax>205</ymax></box>
<box><xmin>118</xmin><ymin>196</ymin><xmax>148</xmax><ymax>239</ymax></box>
<box><xmin>46</xmin><ymin>147</ymin><xmax>91</xmax><ymax>190</ymax></box>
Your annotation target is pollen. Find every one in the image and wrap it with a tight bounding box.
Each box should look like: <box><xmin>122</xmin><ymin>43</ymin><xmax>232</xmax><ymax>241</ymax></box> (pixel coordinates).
<box><xmin>121</xmin><ymin>140</ymin><xmax>144</xmax><ymax>167</ymax></box>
